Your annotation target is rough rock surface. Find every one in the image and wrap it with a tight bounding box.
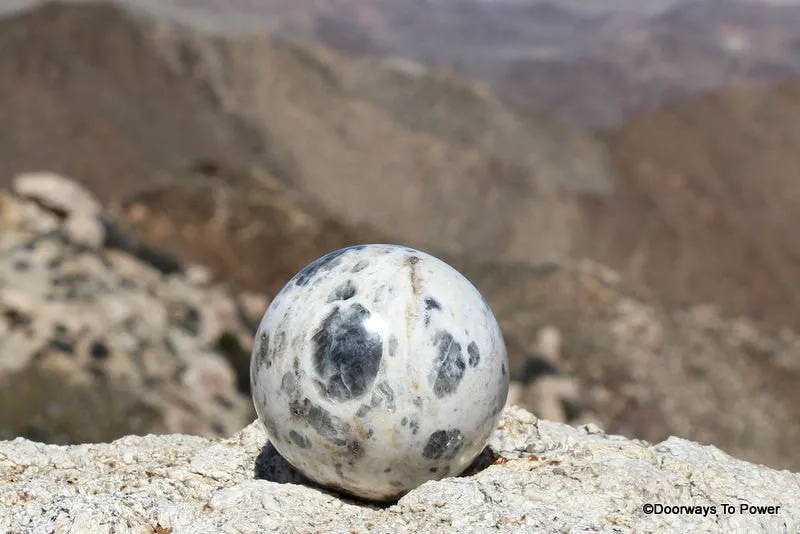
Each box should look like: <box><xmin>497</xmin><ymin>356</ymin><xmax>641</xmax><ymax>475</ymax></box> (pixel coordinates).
<box><xmin>0</xmin><ymin>173</ymin><xmax>258</xmax><ymax>442</ymax></box>
<box><xmin>0</xmin><ymin>407</ymin><xmax>797</xmax><ymax>533</ymax></box>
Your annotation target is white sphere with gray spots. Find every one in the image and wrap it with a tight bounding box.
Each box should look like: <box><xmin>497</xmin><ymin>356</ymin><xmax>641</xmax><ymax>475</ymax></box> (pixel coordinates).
<box><xmin>250</xmin><ymin>244</ymin><xmax>509</xmax><ymax>501</ymax></box>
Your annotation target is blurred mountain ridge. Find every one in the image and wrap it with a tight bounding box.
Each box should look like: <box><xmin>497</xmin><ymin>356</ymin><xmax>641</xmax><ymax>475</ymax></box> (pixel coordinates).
<box><xmin>143</xmin><ymin>0</ymin><xmax>800</xmax><ymax>129</ymax></box>
<box><xmin>0</xmin><ymin>1</ymin><xmax>610</xmax><ymax>267</ymax></box>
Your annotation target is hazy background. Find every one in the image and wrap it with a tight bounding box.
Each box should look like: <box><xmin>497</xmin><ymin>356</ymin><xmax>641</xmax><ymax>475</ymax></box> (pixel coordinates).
<box><xmin>2</xmin><ymin>0</ymin><xmax>800</xmax><ymax>473</ymax></box>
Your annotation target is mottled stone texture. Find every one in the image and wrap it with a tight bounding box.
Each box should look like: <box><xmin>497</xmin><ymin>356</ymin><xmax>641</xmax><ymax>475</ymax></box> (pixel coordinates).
<box><xmin>1</xmin><ymin>408</ymin><xmax>798</xmax><ymax>533</ymax></box>
<box><xmin>251</xmin><ymin>244</ymin><xmax>509</xmax><ymax>500</ymax></box>
<box><xmin>0</xmin><ymin>172</ymin><xmax>259</xmax><ymax>442</ymax></box>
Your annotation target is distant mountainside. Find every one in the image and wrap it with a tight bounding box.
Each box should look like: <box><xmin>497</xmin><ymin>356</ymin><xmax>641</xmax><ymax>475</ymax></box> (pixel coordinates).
<box><xmin>9</xmin><ymin>1</ymin><xmax>800</xmax><ymax>129</ymax></box>
<box><xmin>0</xmin><ymin>2</ymin><xmax>609</xmax><ymax>267</ymax></box>
<box><xmin>158</xmin><ymin>0</ymin><xmax>800</xmax><ymax>129</ymax></box>
<box><xmin>581</xmin><ymin>81</ymin><xmax>800</xmax><ymax>333</ymax></box>
<box><xmin>0</xmin><ymin>1</ymin><xmax>256</xmax><ymax>201</ymax></box>
<box><xmin>5</xmin><ymin>3</ymin><xmax>800</xmax><ymax>350</ymax></box>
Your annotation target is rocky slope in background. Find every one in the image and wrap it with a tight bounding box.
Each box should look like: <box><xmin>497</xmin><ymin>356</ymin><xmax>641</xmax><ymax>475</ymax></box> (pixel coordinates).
<box><xmin>6</xmin><ymin>2</ymin><xmax>800</xmax><ymax>336</ymax></box>
<box><xmin>0</xmin><ymin>2</ymin><xmax>609</xmax><ymax>267</ymax></box>
<box><xmin>150</xmin><ymin>0</ymin><xmax>800</xmax><ymax>129</ymax></box>
<box><xmin>581</xmin><ymin>81</ymin><xmax>800</xmax><ymax>333</ymax></box>
<box><xmin>113</xmin><ymin>161</ymin><xmax>800</xmax><ymax>472</ymax></box>
<box><xmin>1</xmin><ymin>408</ymin><xmax>797</xmax><ymax>533</ymax></box>
<box><xmin>109</xmin><ymin>160</ymin><xmax>387</xmax><ymax>298</ymax></box>
<box><xmin>493</xmin><ymin>0</ymin><xmax>800</xmax><ymax>128</ymax></box>
<box><xmin>0</xmin><ymin>2</ymin><xmax>258</xmax><ymax>202</ymax></box>
<box><xmin>144</xmin><ymin>12</ymin><xmax>609</xmax><ymax>264</ymax></box>
<box><xmin>0</xmin><ymin>172</ymin><xmax>261</xmax><ymax>443</ymax></box>
<box><xmin>449</xmin><ymin>256</ymin><xmax>800</xmax><ymax>471</ymax></box>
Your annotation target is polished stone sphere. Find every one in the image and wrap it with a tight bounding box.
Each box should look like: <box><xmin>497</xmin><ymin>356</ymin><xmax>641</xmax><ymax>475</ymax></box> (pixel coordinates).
<box><xmin>250</xmin><ymin>244</ymin><xmax>509</xmax><ymax>501</ymax></box>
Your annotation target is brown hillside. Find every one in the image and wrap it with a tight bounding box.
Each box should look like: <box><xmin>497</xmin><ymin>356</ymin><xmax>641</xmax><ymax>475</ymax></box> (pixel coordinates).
<box><xmin>166</xmin><ymin>0</ymin><xmax>800</xmax><ymax>130</ymax></box>
<box><xmin>110</xmin><ymin>160</ymin><xmax>386</xmax><ymax>297</ymax></box>
<box><xmin>146</xmin><ymin>29</ymin><xmax>609</xmax><ymax>263</ymax></box>
<box><xmin>579</xmin><ymin>82</ymin><xmax>800</xmax><ymax>331</ymax></box>
<box><xmin>0</xmin><ymin>2</ymin><xmax>610</xmax><ymax>267</ymax></box>
<box><xmin>0</xmin><ymin>2</ymin><xmax>257</xmax><ymax>200</ymax></box>
<box><xmin>450</xmin><ymin>256</ymin><xmax>800</xmax><ymax>472</ymax></box>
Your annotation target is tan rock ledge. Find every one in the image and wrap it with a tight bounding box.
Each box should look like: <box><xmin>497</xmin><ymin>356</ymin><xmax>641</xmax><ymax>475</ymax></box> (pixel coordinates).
<box><xmin>1</xmin><ymin>407</ymin><xmax>797</xmax><ymax>533</ymax></box>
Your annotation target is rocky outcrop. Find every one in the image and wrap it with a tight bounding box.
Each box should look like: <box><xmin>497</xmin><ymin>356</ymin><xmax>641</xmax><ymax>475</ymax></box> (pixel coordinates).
<box><xmin>0</xmin><ymin>407</ymin><xmax>797</xmax><ymax>533</ymax></box>
<box><xmin>0</xmin><ymin>172</ymin><xmax>263</xmax><ymax>443</ymax></box>
<box><xmin>458</xmin><ymin>256</ymin><xmax>800</xmax><ymax>472</ymax></box>
<box><xmin>580</xmin><ymin>81</ymin><xmax>800</xmax><ymax>335</ymax></box>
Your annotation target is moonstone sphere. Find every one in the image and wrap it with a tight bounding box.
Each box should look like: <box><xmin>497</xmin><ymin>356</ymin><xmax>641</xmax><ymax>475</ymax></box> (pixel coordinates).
<box><xmin>250</xmin><ymin>244</ymin><xmax>509</xmax><ymax>501</ymax></box>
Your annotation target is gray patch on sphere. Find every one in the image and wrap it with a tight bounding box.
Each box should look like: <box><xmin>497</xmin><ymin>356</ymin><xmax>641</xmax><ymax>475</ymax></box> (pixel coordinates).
<box><xmin>262</xmin><ymin>417</ymin><xmax>280</xmax><ymax>441</ymax></box>
<box><xmin>372</xmin><ymin>380</ymin><xmax>396</xmax><ymax>411</ymax></box>
<box><xmin>347</xmin><ymin>440</ymin><xmax>364</xmax><ymax>458</ymax></box>
<box><xmin>280</xmin><ymin>371</ymin><xmax>299</xmax><ymax>398</ymax></box>
<box><xmin>409</xmin><ymin>417</ymin><xmax>420</xmax><ymax>435</ymax></box>
<box><xmin>429</xmin><ymin>331</ymin><xmax>466</xmax><ymax>397</ymax></box>
<box><xmin>289</xmin><ymin>430</ymin><xmax>312</xmax><ymax>449</ymax></box>
<box><xmin>255</xmin><ymin>387</ymin><xmax>269</xmax><ymax>418</ymax></box>
<box><xmin>289</xmin><ymin>399</ymin><xmax>341</xmax><ymax>439</ymax></box>
<box><xmin>256</xmin><ymin>331</ymin><xmax>271</xmax><ymax>369</ymax></box>
<box><xmin>467</xmin><ymin>341</ymin><xmax>480</xmax><ymax>368</ymax></box>
<box><xmin>288</xmin><ymin>398</ymin><xmax>364</xmax><ymax>460</ymax></box>
<box><xmin>356</xmin><ymin>380</ymin><xmax>396</xmax><ymax>417</ymax></box>
<box><xmin>327</xmin><ymin>280</ymin><xmax>357</xmax><ymax>302</ymax></box>
<box><xmin>388</xmin><ymin>335</ymin><xmax>398</xmax><ymax>357</ymax></box>
<box><xmin>312</xmin><ymin>303</ymin><xmax>383</xmax><ymax>402</ymax></box>
<box><xmin>424</xmin><ymin>297</ymin><xmax>442</xmax><ymax>311</ymax></box>
<box><xmin>289</xmin><ymin>398</ymin><xmax>344</xmax><ymax>443</ymax></box>
<box><xmin>494</xmin><ymin>392</ymin><xmax>505</xmax><ymax>415</ymax></box>
<box><xmin>422</xmin><ymin>429</ymin><xmax>465</xmax><ymax>460</ymax></box>
<box><xmin>400</xmin><ymin>415</ymin><xmax>419</xmax><ymax>436</ymax></box>
<box><xmin>274</xmin><ymin>331</ymin><xmax>287</xmax><ymax>360</ymax></box>
<box><xmin>293</xmin><ymin>248</ymin><xmax>349</xmax><ymax>287</ymax></box>
<box><xmin>423</xmin><ymin>296</ymin><xmax>442</xmax><ymax>327</ymax></box>
<box><xmin>351</xmin><ymin>259</ymin><xmax>369</xmax><ymax>273</ymax></box>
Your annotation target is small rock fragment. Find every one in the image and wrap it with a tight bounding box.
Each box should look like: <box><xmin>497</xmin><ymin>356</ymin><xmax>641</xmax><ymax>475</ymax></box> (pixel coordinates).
<box><xmin>13</xmin><ymin>172</ymin><xmax>101</xmax><ymax>217</ymax></box>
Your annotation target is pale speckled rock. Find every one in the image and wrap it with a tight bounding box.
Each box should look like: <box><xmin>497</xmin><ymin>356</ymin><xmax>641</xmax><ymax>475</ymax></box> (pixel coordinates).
<box><xmin>0</xmin><ymin>179</ymin><xmax>257</xmax><ymax>441</ymax></box>
<box><xmin>0</xmin><ymin>407</ymin><xmax>797</xmax><ymax>534</ymax></box>
<box><xmin>251</xmin><ymin>244</ymin><xmax>509</xmax><ymax>501</ymax></box>
<box><xmin>13</xmin><ymin>172</ymin><xmax>102</xmax><ymax>218</ymax></box>
<box><xmin>503</xmin><ymin>325</ymin><xmax>583</xmax><ymax>423</ymax></box>
<box><xmin>62</xmin><ymin>212</ymin><xmax>105</xmax><ymax>249</ymax></box>
<box><xmin>13</xmin><ymin>172</ymin><xmax>106</xmax><ymax>249</ymax></box>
